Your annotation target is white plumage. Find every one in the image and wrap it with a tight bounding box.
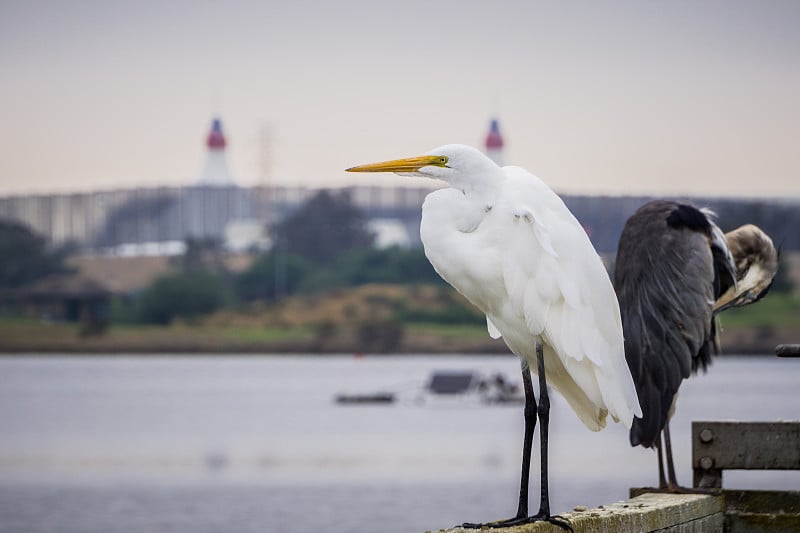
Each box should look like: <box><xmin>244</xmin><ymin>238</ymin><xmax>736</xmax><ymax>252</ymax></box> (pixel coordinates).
<box><xmin>347</xmin><ymin>143</ymin><xmax>641</xmax><ymax>528</ymax></box>
<box><xmin>416</xmin><ymin>148</ymin><xmax>641</xmax><ymax>431</ymax></box>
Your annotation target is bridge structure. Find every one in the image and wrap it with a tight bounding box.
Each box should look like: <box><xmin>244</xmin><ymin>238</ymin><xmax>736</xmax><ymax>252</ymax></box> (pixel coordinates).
<box><xmin>0</xmin><ymin>185</ymin><xmax>432</xmax><ymax>253</ymax></box>
<box><xmin>1</xmin><ymin>184</ymin><xmax>798</xmax><ymax>256</ymax></box>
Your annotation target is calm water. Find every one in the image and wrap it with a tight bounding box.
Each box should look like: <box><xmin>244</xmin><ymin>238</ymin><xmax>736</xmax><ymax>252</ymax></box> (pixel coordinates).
<box><xmin>0</xmin><ymin>354</ymin><xmax>798</xmax><ymax>533</ymax></box>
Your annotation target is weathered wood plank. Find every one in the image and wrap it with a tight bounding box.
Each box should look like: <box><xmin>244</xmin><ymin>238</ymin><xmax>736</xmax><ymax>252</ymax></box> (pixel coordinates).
<box><xmin>692</xmin><ymin>421</ymin><xmax>800</xmax><ymax>481</ymax></box>
<box><xmin>429</xmin><ymin>493</ymin><xmax>723</xmax><ymax>533</ymax></box>
<box><xmin>633</xmin><ymin>489</ymin><xmax>800</xmax><ymax>532</ymax></box>
<box><xmin>693</xmin><ymin>421</ymin><xmax>800</xmax><ymax>488</ymax></box>
<box><xmin>726</xmin><ymin>512</ymin><xmax>800</xmax><ymax>533</ymax></box>
<box><xmin>655</xmin><ymin>513</ymin><xmax>723</xmax><ymax>533</ymax></box>
<box><xmin>724</xmin><ymin>489</ymin><xmax>800</xmax><ymax>533</ymax></box>
<box><xmin>722</xmin><ymin>489</ymin><xmax>800</xmax><ymax>514</ymax></box>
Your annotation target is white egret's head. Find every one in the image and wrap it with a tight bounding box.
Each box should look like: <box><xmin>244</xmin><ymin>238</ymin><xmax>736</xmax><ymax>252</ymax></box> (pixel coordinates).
<box><xmin>346</xmin><ymin>144</ymin><xmax>500</xmax><ymax>192</ymax></box>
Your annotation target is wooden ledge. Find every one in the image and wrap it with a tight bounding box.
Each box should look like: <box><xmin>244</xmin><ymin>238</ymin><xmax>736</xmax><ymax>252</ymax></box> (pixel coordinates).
<box><xmin>430</xmin><ymin>492</ymin><xmax>724</xmax><ymax>533</ymax></box>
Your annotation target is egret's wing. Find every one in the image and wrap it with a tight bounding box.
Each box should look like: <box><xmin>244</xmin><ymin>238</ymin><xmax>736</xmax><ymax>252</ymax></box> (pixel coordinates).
<box><xmin>487</xmin><ymin>316</ymin><xmax>502</xmax><ymax>339</ymax></box>
<box><xmin>614</xmin><ymin>201</ymin><xmax>718</xmax><ymax>448</ymax></box>
<box><xmin>498</xmin><ymin>168</ymin><xmax>641</xmax><ymax>429</ymax></box>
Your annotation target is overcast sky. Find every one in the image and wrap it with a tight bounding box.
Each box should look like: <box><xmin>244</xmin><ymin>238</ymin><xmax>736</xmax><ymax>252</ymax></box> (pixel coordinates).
<box><xmin>1</xmin><ymin>1</ymin><xmax>798</xmax><ymax>198</ymax></box>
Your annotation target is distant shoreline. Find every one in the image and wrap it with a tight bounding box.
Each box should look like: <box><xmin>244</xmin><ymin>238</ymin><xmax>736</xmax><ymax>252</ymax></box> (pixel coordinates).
<box><xmin>2</xmin><ymin>304</ymin><xmax>792</xmax><ymax>356</ymax></box>
<box><xmin>0</xmin><ymin>326</ymin><xmax>788</xmax><ymax>357</ymax></box>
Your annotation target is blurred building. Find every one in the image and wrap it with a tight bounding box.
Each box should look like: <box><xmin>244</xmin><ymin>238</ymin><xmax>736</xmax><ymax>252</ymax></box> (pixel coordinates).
<box><xmin>1</xmin><ymin>273</ymin><xmax>110</xmax><ymax>332</ymax></box>
<box><xmin>0</xmin><ymin>184</ymin><xmax>431</xmax><ymax>253</ymax></box>
<box><xmin>3</xmin><ymin>184</ymin><xmax>797</xmax><ymax>258</ymax></box>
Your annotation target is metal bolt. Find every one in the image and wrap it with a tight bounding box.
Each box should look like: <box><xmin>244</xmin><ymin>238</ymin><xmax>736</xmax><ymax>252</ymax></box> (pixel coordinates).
<box><xmin>699</xmin><ymin>456</ymin><xmax>714</xmax><ymax>470</ymax></box>
<box><xmin>699</xmin><ymin>428</ymin><xmax>714</xmax><ymax>443</ymax></box>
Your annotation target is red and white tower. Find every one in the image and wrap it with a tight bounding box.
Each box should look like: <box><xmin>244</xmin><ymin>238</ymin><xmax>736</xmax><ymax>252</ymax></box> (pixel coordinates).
<box><xmin>484</xmin><ymin>118</ymin><xmax>504</xmax><ymax>166</ymax></box>
<box><xmin>196</xmin><ymin>117</ymin><xmax>236</xmax><ymax>186</ymax></box>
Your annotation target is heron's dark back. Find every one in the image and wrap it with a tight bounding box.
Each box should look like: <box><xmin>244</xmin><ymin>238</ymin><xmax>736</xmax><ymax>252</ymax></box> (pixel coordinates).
<box><xmin>614</xmin><ymin>201</ymin><xmax>733</xmax><ymax>448</ymax></box>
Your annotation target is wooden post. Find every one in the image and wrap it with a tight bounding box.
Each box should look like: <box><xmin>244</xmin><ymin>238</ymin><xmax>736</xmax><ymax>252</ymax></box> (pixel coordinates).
<box><xmin>693</xmin><ymin>421</ymin><xmax>800</xmax><ymax>488</ymax></box>
<box><xmin>776</xmin><ymin>344</ymin><xmax>800</xmax><ymax>357</ymax></box>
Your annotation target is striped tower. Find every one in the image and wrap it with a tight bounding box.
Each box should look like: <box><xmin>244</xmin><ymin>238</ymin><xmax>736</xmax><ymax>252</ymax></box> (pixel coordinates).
<box><xmin>196</xmin><ymin>118</ymin><xmax>236</xmax><ymax>186</ymax></box>
<box><xmin>484</xmin><ymin>118</ymin><xmax>504</xmax><ymax>166</ymax></box>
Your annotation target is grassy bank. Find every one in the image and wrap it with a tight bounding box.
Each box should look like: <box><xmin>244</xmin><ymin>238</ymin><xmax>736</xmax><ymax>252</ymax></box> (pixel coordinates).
<box><xmin>1</xmin><ymin>285</ymin><xmax>797</xmax><ymax>355</ymax></box>
<box><xmin>0</xmin><ymin>317</ymin><xmax>504</xmax><ymax>354</ymax></box>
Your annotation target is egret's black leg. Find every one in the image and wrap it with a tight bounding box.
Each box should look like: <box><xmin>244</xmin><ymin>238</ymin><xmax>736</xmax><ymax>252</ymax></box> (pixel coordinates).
<box><xmin>535</xmin><ymin>342</ymin><xmax>553</xmax><ymax>514</ymax></box>
<box><xmin>461</xmin><ymin>345</ymin><xmax>572</xmax><ymax>532</ymax></box>
<box><xmin>531</xmin><ymin>342</ymin><xmax>573</xmax><ymax>532</ymax></box>
<box><xmin>462</xmin><ymin>358</ymin><xmax>536</xmax><ymax>529</ymax></box>
<box><xmin>516</xmin><ymin>358</ymin><xmax>536</xmax><ymax>518</ymax></box>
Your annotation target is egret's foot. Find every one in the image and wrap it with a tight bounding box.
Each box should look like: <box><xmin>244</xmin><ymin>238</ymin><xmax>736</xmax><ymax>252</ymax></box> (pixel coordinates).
<box><xmin>461</xmin><ymin>513</ymin><xmax>573</xmax><ymax>532</ymax></box>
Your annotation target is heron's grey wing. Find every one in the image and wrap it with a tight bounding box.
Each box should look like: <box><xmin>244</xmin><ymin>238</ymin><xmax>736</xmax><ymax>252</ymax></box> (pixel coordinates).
<box><xmin>614</xmin><ymin>201</ymin><xmax>717</xmax><ymax>448</ymax></box>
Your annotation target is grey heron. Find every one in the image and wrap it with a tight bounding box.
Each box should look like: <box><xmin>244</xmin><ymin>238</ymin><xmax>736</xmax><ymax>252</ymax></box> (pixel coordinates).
<box><xmin>614</xmin><ymin>200</ymin><xmax>777</xmax><ymax>491</ymax></box>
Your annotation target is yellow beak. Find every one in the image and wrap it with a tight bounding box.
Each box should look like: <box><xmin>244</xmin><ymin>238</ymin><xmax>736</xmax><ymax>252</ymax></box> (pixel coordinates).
<box><xmin>346</xmin><ymin>155</ymin><xmax>446</xmax><ymax>173</ymax></box>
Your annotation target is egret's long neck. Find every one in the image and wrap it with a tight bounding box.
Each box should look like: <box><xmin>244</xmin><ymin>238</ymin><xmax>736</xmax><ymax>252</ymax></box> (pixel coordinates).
<box><xmin>421</xmin><ymin>188</ymin><xmax>480</xmax><ymax>236</ymax></box>
<box><xmin>420</xmin><ymin>187</ymin><xmax>497</xmax><ymax>314</ymax></box>
<box><xmin>449</xmin><ymin>165</ymin><xmax>504</xmax><ymax>202</ymax></box>
<box><xmin>420</xmin><ymin>161</ymin><xmax>504</xmax><ymax>250</ymax></box>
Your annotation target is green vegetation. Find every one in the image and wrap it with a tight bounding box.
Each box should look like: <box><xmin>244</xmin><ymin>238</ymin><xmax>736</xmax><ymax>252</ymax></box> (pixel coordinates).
<box><xmin>407</xmin><ymin>322</ymin><xmax>492</xmax><ymax>340</ymax></box>
<box><xmin>74</xmin><ymin>190</ymin><xmax>498</xmax><ymax>351</ymax></box>
<box><xmin>233</xmin><ymin>190</ymin><xmax>444</xmax><ymax>302</ymax></box>
<box><xmin>2</xmin><ymin>193</ymin><xmax>797</xmax><ymax>355</ymax></box>
<box><xmin>0</xmin><ymin>219</ymin><xmax>71</xmax><ymax>288</ymax></box>
<box><xmin>270</xmin><ymin>189</ymin><xmax>374</xmax><ymax>264</ymax></box>
<box><xmin>394</xmin><ymin>294</ymin><xmax>483</xmax><ymax>325</ymax></box>
<box><xmin>220</xmin><ymin>325</ymin><xmax>314</xmax><ymax>343</ymax></box>
<box><xmin>717</xmin><ymin>292</ymin><xmax>800</xmax><ymax>327</ymax></box>
<box><xmin>235</xmin><ymin>252</ymin><xmax>314</xmax><ymax>301</ymax></box>
<box><xmin>122</xmin><ymin>270</ymin><xmax>233</xmax><ymax>325</ymax></box>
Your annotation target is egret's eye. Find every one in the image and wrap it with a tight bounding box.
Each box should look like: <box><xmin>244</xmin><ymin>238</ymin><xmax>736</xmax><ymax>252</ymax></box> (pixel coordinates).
<box><xmin>439</xmin><ymin>156</ymin><xmax>449</xmax><ymax>166</ymax></box>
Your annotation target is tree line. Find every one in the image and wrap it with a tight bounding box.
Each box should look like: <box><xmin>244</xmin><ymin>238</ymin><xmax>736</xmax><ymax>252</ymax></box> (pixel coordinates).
<box><xmin>1</xmin><ymin>189</ymin><xmax>796</xmax><ymax>327</ymax></box>
<box><xmin>114</xmin><ymin>190</ymin><xmax>446</xmax><ymax>324</ymax></box>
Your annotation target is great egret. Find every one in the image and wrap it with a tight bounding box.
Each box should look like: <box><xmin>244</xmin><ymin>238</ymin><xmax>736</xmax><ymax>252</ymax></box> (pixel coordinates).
<box><xmin>347</xmin><ymin>144</ymin><xmax>641</xmax><ymax>530</ymax></box>
<box><xmin>613</xmin><ymin>201</ymin><xmax>777</xmax><ymax>491</ymax></box>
